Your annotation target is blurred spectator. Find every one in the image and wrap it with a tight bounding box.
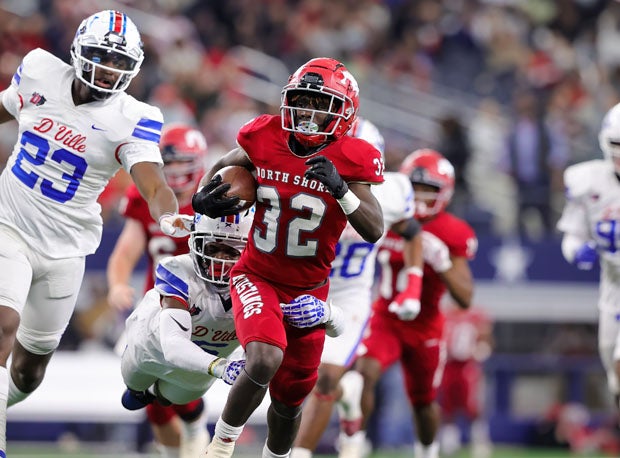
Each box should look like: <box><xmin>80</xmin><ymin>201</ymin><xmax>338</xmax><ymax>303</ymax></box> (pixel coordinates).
<box><xmin>499</xmin><ymin>89</ymin><xmax>569</xmax><ymax>240</ymax></box>
<box><xmin>436</xmin><ymin>113</ymin><xmax>471</xmax><ymax>216</ymax></box>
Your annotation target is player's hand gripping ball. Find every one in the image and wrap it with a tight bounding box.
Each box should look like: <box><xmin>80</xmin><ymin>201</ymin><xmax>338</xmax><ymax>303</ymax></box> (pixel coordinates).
<box><xmin>192</xmin><ymin>166</ymin><xmax>256</xmax><ymax>217</ymax></box>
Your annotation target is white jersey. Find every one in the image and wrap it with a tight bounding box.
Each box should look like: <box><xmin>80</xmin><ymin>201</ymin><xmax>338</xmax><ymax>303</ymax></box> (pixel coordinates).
<box><xmin>557</xmin><ymin>159</ymin><xmax>620</xmax><ymax>312</ymax></box>
<box><xmin>0</xmin><ymin>48</ymin><xmax>164</xmax><ymax>258</ymax></box>
<box><xmin>126</xmin><ymin>254</ymin><xmax>238</xmax><ymax>364</ymax></box>
<box><xmin>330</xmin><ymin>171</ymin><xmax>414</xmax><ymax>291</ymax></box>
<box><xmin>323</xmin><ymin>172</ymin><xmax>414</xmax><ymax>365</ymax></box>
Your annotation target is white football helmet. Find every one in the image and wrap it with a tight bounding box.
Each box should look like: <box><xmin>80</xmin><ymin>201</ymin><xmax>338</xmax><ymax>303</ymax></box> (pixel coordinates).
<box><xmin>599</xmin><ymin>103</ymin><xmax>620</xmax><ymax>175</ymax></box>
<box><xmin>348</xmin><ymin>117</ymin><xmax>385</xmax><ymax>155</ymax></box>
<box><xmin>70</xmin><ymin>10</ymin><xmax>144</xmax><ymax>98</ymax></box>
<box><xmin>190</xmin><ymin>209</ymin><xmax>254</xmax><ymax>286</ymax></box>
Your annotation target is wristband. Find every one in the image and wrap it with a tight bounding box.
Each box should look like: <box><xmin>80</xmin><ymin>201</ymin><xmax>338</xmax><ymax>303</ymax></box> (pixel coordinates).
<box><xmin>158</xmin><ymin>212</ymin><xmax>174</xmax><ymax>223</ymax></box>
<box><xmin>207</xmin><ymin>357</ymin><xmax>223</xmax><ymax>377</ymax></box>
<box><xmin>406</xmin><ymin>266</ymin><xmax>423</xmax><ymax>277</ymax></box>
<box><xmin>337</xmin><ymin>189</ymin><xmax>361</xmax><ymax>215</ymax></box>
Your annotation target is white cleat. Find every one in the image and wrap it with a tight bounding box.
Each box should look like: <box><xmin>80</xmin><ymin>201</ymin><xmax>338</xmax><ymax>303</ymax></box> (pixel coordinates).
<box><xmin>205</xmin><ymin>436</ymin><xmax>236</xmax><ymax>458</ymax></box>
<box><xmin>337</xmin><ymin>431</ymin><xmax>369</xmax><ymax>458</ymax></box>
<box><xmin>180</xmin><ymin>426</ymin><xmax>210</xmax><ymax>458</ymax></box>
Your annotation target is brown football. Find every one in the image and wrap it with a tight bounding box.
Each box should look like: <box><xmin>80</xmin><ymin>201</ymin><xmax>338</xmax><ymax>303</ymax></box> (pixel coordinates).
<box><xmin>215</xmin><ymin>165</ymin><xmax>257</xmax><ymax>211</ymax></box>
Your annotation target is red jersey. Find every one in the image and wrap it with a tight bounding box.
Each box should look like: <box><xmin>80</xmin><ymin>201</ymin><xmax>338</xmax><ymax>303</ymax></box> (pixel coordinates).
<box><xmin>443</xmin><ymin>306</ymin><xmax>491</xmax><ymax>362</ymax></box>
<box><xmin>119</xmin><ymin>184</ymin><xmax>193</xmax><ymax>292</ymax></box>
<box><xmin>374</xmin><ymin>211</ymin><xmax>477</xmax><ymax>327</ymax></box>
<box><xmin>236</xmin><ymin>115</ymin><xmax>383</xmax><ymax>288</ymax></box>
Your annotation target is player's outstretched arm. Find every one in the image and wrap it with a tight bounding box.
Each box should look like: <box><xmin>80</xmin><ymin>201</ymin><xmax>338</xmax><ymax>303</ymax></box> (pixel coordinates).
<box><xmin>131</xmin><ymin>162</ymin><xmax>179</xmax><ymax>222</ymax></box>
<box><xmin>158</xmin><ymin>296</ymin><xmax>244</xmax><ymax>384</ymax></box>
<box><xmin>106</xmin><ymin>219</ymin><xmax>146</xmax><ymax>310</ymax></box>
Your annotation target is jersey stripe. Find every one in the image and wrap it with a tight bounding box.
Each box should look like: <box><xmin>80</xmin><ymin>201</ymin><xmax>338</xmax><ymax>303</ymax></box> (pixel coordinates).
<box><xmin>155</xmin><ymin>264</ymin><xmax>189</xmax><ymax>302</ymax></box>
<box><xmin>11</xmin><ymin>64</ymin><xmax>22</xmax><ymax>85</ymax></box>
<box><xmin>132</xmin><ymin>118</ymin><xmax>163</xmax><ymax>143</ymax></box>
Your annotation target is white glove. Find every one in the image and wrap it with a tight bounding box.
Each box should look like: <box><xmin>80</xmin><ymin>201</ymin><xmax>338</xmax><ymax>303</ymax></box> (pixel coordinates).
<box><xmin>208</xmin><ymin>357</ymin><xmax>246</xmax><ymax>385</ymax></box>
<box><xmin>421</xmin><ymin>231</ymin><xmax>452</xmax><ymax>273</ymax></box>
<box><xmin>281</xmin><ymin>294</ymin><xmax>330</xmax><ymax>328</ymax></box>
<box><xmin>388</xmin><ymin>298</ymin><xmax>421</xmax><ymax>321</ymax></box>
<box><xmin>159</xmin><ymin>213</ymin><xmax>193</xmax><ymax>238</ymax></box>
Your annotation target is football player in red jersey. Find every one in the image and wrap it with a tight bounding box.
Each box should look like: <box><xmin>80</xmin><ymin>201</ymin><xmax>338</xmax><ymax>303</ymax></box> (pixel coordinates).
<box><xmin>338</xmin><ymin>149</ymin><xmax>478</xmax><ymax>458</ymax></box>
<box><xmin>191</xmin><ymin>57</ymin><xmax>385</xmax><ymax>458</ymax></box>
<box><xmin>438</xmin><ymin>304</ymin><xmax>493</xmax><ymax>458</ymax></box>
<box><xmin>107</xmin><ymin>123</ymin><xmax>209</xmax><ymax>458</ymax></box>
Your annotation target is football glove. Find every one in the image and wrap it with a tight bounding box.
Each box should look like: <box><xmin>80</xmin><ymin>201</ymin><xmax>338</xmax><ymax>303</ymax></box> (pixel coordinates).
<box><xmin>388</xmin><ymin>267</ymin><xmax>423</xmax><ymax>321</ymax></box>
<box><xmin>281</xmin><ymin>294</ymin><xmax>330</xmax><ymax>328</ymax></box>
<box><xmin>208</xmin><ymin>357</ymin><xmax>246</xmax><ymax>386</ymax></box>
<box><xmin>304</xmin><ymin>156</ymin><xmax>348</xmax><ymax>199</ymax></box>
<box><xmin>421</xmin><ymin>231</ymin><xmax>452</xmax><ymax>273</ymax></box>
<box><xmin>574</xmin><ymin>241</ymin><xmax>598</xmax><ymax>271</ymax></box>
<box><xmin>191</xmin><ymin>174</ymin><xmax>244</xmax><ymax>218</ymax></box>
<box><xmin>159</xmin><ymin>213</ymin><xmax>193</xmax><ymax>238</ymax></box>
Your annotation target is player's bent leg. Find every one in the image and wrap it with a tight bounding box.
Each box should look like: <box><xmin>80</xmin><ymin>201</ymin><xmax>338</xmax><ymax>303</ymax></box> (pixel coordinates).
<box><xmin>412</xmin><ymin>402</ymin><xmax>440</xmax><ymax>458</ymax></box>
<box><xmin>335</xmin><ymin>358</ymin><xmax>381</xmax><ymax>458</ymax></box>
<box><xmin>293</xmin><ymin>363</ymin><xmax>347</xmax><ymax>455</ymax></box>
<box><xmin>175</xmin><ymin>398</ymin><xmax>210</xmax><ymax>458</ymax></box>
<box><xmin>221</xmin><ymin>341</ymin><xmax>281</xmax><ymax>427</ymax></box>
<box><xmin>354</xmin><ymin>357</ymin><xmax>382</xmax><ymax>429</ymax></box>
<box><xmin>8</xmin><ymin>341</ymin><xmax>54</xmax><ymax>403</ymax></box>
<box><xmin>266</xmin><ymin>399</ymin><xmax>302</xmax><ymax>456</ymax></box>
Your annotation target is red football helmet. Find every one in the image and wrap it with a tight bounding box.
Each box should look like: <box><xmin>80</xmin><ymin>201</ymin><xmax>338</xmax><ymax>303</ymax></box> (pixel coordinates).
<box><xmin>160</xmin><ymin>123</ymin><xmax>207</xmax><ymax>193</ymax></box>
<box><xmin>399</xmin><ymin>149</ymin><xmax>455</xmax><ymax>220</ymax></box>
<box><xmin>281</xmin><ymin>57</ymin><xmax>360</xmax><ymax>148</ymax></box>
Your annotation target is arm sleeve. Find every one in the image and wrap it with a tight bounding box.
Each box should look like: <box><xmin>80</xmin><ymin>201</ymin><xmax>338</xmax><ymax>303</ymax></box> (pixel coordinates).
<box><xmin>158</xmin><ymin>308</ymin><xmax>218</xmax><ymax>373</ymax></box>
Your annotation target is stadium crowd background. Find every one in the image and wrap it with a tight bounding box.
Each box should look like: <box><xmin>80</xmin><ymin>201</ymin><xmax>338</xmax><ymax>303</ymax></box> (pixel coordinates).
<box><xmin>0</xmin><ymin>0</ymin><xmax>618</xmax><ymax>454</ymax></box>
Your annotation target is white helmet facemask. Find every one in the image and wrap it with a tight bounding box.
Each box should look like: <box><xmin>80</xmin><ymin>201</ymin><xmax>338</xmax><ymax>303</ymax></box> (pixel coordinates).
<box><xmin>70</xmin><ymin>10</ymin><xmax>144</xmax><ymax>99</ymax></box>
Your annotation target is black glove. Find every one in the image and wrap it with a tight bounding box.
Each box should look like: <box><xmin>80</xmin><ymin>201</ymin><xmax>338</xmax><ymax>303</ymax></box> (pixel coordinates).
<box><xmin>191</xmin><ymin>174</ymin><xmax>243</xmax><ymax>218</ymax></box>
<box><xmin>304</xmin><ymin>156</ymin><xmax>348</xmax><ymax>199</ymax></box>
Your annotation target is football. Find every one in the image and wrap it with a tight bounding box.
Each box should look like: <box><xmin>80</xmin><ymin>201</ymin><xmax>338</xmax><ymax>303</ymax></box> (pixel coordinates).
<box><xmin>215</xmin><ymin>165</ymin><xmax>257</xmax><ymax>211</ymax></box>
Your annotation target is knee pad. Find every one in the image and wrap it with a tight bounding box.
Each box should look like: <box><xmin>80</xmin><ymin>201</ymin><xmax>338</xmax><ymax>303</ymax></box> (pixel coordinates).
<box><xmin>16</xmin><ymin>326</ymin><xmax>60</xmax><ymax>355</ymax></box>
<box><xmin>146</xmin><ymin>403</ymin><xmax>176</xmax><ymax>425</ymax></box>
<box><xmin>173</xmin><ymin>398</ymin><xmax>205</xmax><ymax>422</ymax></box>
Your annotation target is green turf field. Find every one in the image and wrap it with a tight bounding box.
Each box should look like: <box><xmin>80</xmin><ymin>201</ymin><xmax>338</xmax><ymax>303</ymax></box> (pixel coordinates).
<box><xmin>4</xmin><ymin>444</ymin><xmax>611</xmax><ymax>458</ymax></box>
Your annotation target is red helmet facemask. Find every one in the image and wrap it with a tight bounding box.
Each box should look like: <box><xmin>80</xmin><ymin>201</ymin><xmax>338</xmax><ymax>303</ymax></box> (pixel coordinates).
<box><xmin>281</xmin><ymin>58</ymin><xmax>359</xmax><ymax>149</ymax></box>
<box><xmin>399</xmin><ymin>149</ymin><xmax>455</xmax><ymax>220</ymax></box>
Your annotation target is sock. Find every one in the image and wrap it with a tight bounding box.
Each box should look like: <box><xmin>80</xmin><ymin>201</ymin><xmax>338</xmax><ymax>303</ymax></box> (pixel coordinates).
<box><xmin>214</xmin><ymin>418</ymin><xmax>244</xmax><ymax>442</ymax></box>
<box><xmin>471</xmin><ymin>420</ymin><xmax>490</xmax><ymax>445</ymax></box>
<box><xmin>291</xmin><ymin>447</ymin><xmax>312</xmax><ymax>458</ymax></box>
<box><xmin>263</xmin><ymin>441</ymin><xmax>291</xmax><ymax>458</ymax></box>
<box><xmin>414</xmin><ymin>441</ymin><xmax>439</xmax><ymax>458</ymax></box>
<box><xmin>157</xmin><ymin>444</ymin><xmax>180</xmax><ymax>457</ymax></box>
<box><xmin>181</xmin><ymin>409</ymin><xmax>208</xmax><ymax>440</ymax></box>
<box><xmin>7</xmin><ymin>370</ymin><xmax>28</xmax><ymax>407</ymax></box>
<box><xmin>0</xmin><ymin>367</ymin><xmax>7</xmax><ymax>456</ymax></box>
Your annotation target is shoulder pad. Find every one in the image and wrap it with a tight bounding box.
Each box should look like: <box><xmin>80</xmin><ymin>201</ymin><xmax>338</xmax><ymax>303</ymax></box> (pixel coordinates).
<box><xmin>563</xmin><ymin>160</ymin><xmax>607</xmax><ymax>201</ymax></box>
<box><xmin>20</xmin><ymin>48</ymin><xmax>66</xmax><ymax>83</ymax></box>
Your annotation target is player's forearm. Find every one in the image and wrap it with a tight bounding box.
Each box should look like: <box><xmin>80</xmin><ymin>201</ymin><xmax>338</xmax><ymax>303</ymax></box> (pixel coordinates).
<box><xmin>346</xmin><ymin>186</ymin><xmax>383</xmax><ymax>242</ymax></box>
<box><xmin>147</xmin><ymin>186</ymin><xmax>178</xmax><ymax>222</ymax></box>
<box><xmin>402</xmin><ymin>231</ymin><xmax>423</xmax><ymax>270</ymax></box>
<box><xmin>440</xmin><ymin>259</ymin><xmax>473</xmax><ymax>309</ymax></box>
<box><xmin>159</xmin><ymin>308</ymin><xmax>219</xmax><ymax>374</ymax></box>
<box><xmin>106</xmin><ymin>252</ymin><xmax>135</xmax><ymax>287</ymax></box>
